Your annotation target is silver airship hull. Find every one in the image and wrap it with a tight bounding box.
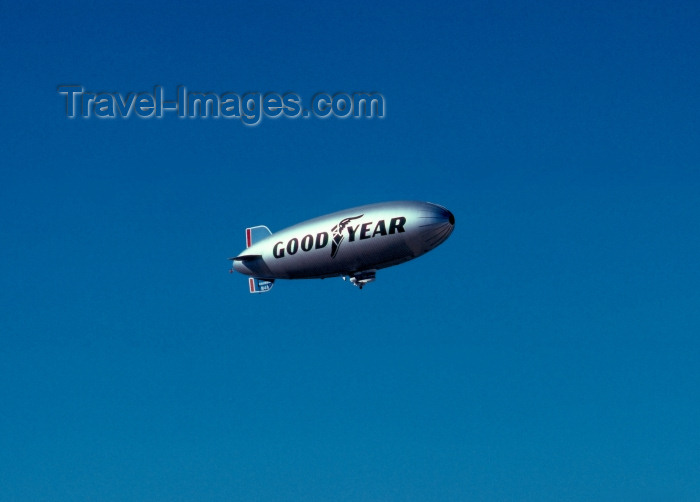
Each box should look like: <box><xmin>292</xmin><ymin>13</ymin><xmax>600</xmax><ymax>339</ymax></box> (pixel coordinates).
<box><xmin>230</xmin><ymin>201</ymin><xmax>455</xmax><ymax>292</ymax></box>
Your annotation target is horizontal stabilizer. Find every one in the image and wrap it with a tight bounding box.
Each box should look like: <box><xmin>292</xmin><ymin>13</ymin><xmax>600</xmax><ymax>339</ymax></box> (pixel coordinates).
<box><xmin>249</xmin><ymin>277</ymin><xmax>274</xmax><ymax>293</ymax></box>
<box><xmin>231</xmin><ymin>254</ymin><xmax>262</xmax><ymax>261</ymax></box>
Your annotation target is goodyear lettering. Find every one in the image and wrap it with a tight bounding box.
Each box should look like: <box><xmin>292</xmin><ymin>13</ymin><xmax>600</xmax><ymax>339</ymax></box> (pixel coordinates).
<box><xmin>389</xmin><ymin>216</ymin><xmax>406</xmax><ymax>234</ymax></box>
<box><xmin>360</xmin><ymin>222</ymin><xmax>372</xmax><ymax>239</ymax></box>
<box><xmin>372</xmin><ymin>220</ymin><xmax>387</xmax><ymax>237</ymax></box>
<box><xmin>315</xmin><ymin>232</ymin><xmax>328</xmax><ymax>248</ymax></box>
<box><xmin>346</xmin><ymin>225</ymin><xmax>359</xmax><ymax>241</ymax></box>
<box><xmin>272</xmin><ymin>216</ymin><xmax>407</xmax><ymax>260</ymax></box>
<box><xmin>301</xmin><ymin>234</ymin><xmax>313</xmax><ymax>251</ymax></box>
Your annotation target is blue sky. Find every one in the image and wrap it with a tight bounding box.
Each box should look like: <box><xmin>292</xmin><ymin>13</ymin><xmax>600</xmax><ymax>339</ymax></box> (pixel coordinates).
<box><xmin>1</xmin><ymin>1</ymin><xmax>700</xmax><ymax>500</ymax></box>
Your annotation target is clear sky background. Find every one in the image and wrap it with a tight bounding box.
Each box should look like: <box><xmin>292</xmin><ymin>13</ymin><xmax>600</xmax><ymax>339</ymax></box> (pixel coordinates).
<box><xmin>1</xmin><ymin>1</ymin><xmax>699</xmax><ymax>500</ymax></box>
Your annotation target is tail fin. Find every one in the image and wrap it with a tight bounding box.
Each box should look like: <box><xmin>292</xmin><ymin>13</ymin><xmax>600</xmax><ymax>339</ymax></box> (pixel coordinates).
<box><xmin>248</xmin><ymin>277</ymin><xmax>274</xmax><ymax>293</ymax></box>
<box><xmin>244</xmin><ymin>226</ymin><xmax>274</xmax><ymax>293</ymax></box>
<box><xmin>246</xmin><ymin>226</ymin><xmax>272</xmax><ymax>248</ymax></box>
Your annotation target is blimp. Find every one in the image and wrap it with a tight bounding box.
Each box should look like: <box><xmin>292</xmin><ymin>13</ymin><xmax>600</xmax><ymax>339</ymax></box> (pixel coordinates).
<box><xmin>229</xmin><ymin>200</ymin><xmax>455</xmax><ymax>292</ymax></box>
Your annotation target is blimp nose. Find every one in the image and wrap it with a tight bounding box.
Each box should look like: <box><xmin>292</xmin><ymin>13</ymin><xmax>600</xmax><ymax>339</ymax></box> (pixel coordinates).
<box><xmin>429</xmin><ymin>203</ymin><xmax>454</xmax><ymax>224</ymax></box>
<box><xmin>433</xmin><ymin>204</ymin><xmax>455</xmax><ymax>227</ymax></box>
<box><xmin>419</xmin><ymin>203</ymin><xmax>455</xmax><ymax>251</ymax></box>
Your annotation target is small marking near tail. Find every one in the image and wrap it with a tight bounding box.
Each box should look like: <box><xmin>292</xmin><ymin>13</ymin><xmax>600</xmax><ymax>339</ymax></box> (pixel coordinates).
<box><xmin>246</xmin><ymin>228</ymin><xmax>252</xmax><ymax>248</ymax></box>
<box><xmin>248</xmin><ymin>278</ymin><xmax>254</xmax><ymax>292</ymax></box>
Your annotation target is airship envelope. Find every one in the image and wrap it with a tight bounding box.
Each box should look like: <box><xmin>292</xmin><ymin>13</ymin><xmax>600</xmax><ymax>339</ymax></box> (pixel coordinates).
<box><xmin>230</xmin><ymin>200</ymin><xmax>455</xmax><ymax>292</ymax></box>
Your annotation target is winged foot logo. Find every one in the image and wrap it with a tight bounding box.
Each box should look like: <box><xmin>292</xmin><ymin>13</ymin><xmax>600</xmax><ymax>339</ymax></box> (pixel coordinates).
<box><xmin>331</xmin><ymin>215</ymin><xmax>364</xmax><ymax>258</ymax></box>
<box><xmin>272</xmin><ymin>214</ymin><xmax>406</xmax><ymax>259</ymax></box>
